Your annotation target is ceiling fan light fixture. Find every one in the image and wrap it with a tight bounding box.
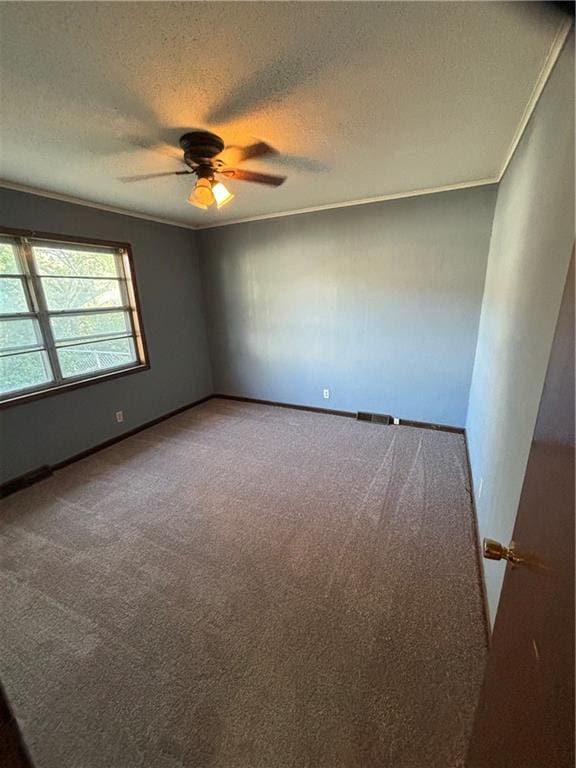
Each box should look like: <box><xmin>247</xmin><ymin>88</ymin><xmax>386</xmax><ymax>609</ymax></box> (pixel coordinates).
<box><xmin>188</xmin><ymin>198</ymin><xmax>208</xmax><ymax>210</ymax></box>
<box><xmin>212</xmin><ymin>180</ymin><xmax>234</xmax><ymax>209</ymax></box>
<box><xmin>188</xmin><ymin>177</ymin><xmax>214</xmax><ymax>208</ymax></box>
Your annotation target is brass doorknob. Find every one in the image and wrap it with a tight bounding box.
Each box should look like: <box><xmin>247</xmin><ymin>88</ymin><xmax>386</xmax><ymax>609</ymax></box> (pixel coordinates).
<box><xmin>483</xmin><ymin>538</ymin><xmax>521</xmax><ymax>564</ymax></box>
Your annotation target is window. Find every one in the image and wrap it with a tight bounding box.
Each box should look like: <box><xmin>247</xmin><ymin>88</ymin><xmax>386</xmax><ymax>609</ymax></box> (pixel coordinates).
<box><xmin>0</xmin><ymin>230</ymin><xmax>148</xmax><ymax>404</ymax></box>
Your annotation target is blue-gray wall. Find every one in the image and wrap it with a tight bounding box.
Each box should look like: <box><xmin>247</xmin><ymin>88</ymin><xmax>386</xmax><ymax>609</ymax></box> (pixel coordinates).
<box><xmin>0</xmin><ymin>188</ymin><xmax>213</xmax><ymax>484</ymax></box>
<box><xmin>466</xmin><ymin>38</ymin><xmax>575</xmax><ymax>624</ymax></box>
<box><xmin>199</xmin><ymin>186</ymin><xmax>496</xmax><ymax>427</ymax></box>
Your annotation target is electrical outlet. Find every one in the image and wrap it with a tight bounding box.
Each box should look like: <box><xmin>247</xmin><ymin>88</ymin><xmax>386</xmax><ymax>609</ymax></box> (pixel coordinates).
<box><xmin>323</xmin><ymin>388</ymin><xmax>330</xmax><ymax>400</ymax></box>
<box><xmin>393</xmin><ymin>417</ymin><xmax>400</xmax><ymax>425</ymax></box>
<box><xmin>115</xmin><ymin>410</ymin><xmax>124</xmax><ymax>423</ymax></box>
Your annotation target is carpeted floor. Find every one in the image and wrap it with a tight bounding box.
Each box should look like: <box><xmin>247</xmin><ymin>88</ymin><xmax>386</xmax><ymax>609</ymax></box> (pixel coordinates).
<box><xmin>0</xmin><ymin>398</ymin><xmax>487</xmax><ymax>768</ymax></box>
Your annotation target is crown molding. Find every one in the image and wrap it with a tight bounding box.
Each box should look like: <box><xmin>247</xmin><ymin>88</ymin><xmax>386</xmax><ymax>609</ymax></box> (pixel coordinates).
<box><xmin>194</xmin><ymin>178</ymin><xmax>499</xmax><ymax>230</ymax></box>
<box><xmin>0</xmin><ymin>177</ymin><xmax>499</xmax><ymax>233</ymax></box>
<box><xmin>0</xmin><ymin>180</ymin><xmax>197</xmax><ymax>231</ymax></box>
<box><xmin>497</xmin><ymin>16</ymin><xmax>573</xmax><ymax>181</ymax></box>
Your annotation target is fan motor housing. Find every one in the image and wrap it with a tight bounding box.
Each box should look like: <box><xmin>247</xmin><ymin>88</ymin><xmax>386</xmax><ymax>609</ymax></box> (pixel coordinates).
<box><xmin>180</xmin><ymin>131</ymin><xmax>224</xmax><ymax>166</ymax></box>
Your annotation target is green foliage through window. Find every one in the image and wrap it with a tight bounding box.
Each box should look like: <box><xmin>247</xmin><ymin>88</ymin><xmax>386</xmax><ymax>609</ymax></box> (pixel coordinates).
<box><xmin>0</xmin><ymin>242</ymin><xmax>19</xmax><ymax>274</ymax></box>
<box><xmin>0</xmin><ymin>235</ymin><xmax>144</xmax><ymax>400</ymax></box>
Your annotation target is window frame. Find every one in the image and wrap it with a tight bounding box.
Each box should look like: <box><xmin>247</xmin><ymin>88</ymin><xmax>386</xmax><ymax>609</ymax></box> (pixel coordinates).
<box><xmin>0</xmin><ymin>226</ymin><xmax>149</xmax><ymax>409</ymax></box>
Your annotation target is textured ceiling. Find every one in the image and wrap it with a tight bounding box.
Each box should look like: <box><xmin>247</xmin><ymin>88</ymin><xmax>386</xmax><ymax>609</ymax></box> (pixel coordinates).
<box><xmin>0</xmin><ymin>2</ymin><xmax>569</xmax><ymax>228</ymax></box>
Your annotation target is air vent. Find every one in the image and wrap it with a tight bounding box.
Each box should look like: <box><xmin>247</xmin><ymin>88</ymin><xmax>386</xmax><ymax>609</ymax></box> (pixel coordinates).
<box><xmin>356</xmin><ymin>411</ymin><xmax>392</xmax><ymax>425</ymax></box>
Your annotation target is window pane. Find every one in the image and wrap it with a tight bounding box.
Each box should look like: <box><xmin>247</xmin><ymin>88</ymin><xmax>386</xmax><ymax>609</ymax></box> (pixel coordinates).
<box><xmin>33</xmin><ymin>246</ymin><xmax>118</xmax><ymax>277</ymax></box>
<box><xmin>41</xmin><ymin>277</ymin><xmax>123</xmax><ymax>311</ymax></box>
<box><xmin>0</xmin><ymin>277</ymin><xmax>28</xmax><ymax>313</ymax></box>
<box><xmin>57</xmin><ymin>337</ymin><xmax>136</xmax><ymax>379</ymax></box>
<box><xmin>0</xmin><ymin>318</ymin><xmax>41</xmax><ymax>352</ymax></box>
<box><xmin>0</xmin><ymin>350</ymin><xmax>52</xmax><ymax>395</ymax></box>
<box><xmin>0</xmin><ymin>242</ymin><xmax>19</xmax><ymax>274</ymax></box>
<box><xmin>51</xmin><ymin>310</ymin><xmax>130</xmax><ymax>342</ymax></box>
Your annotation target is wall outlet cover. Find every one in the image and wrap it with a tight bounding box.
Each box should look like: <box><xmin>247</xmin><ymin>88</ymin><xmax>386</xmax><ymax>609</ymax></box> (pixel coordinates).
<box><xmin>116</xmin><ymin>411</ymin><xmax>124</xmax><ymax>423</ymax></box>
<box><xmin>323</xmin><ymin>389</ymin><xmax>330</xmax><ymax>399</ymax></box>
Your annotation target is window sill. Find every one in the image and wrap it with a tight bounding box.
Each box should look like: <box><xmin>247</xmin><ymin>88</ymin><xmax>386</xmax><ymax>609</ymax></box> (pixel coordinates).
<box><xmin>0</xmin><ymin>363</ymin><xmax>150</xmax><ymax>410</ymax></box>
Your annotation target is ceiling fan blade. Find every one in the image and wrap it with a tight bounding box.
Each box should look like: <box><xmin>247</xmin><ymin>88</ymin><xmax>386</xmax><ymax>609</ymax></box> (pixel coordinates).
<box><xmin>238</xmin><ymin>141</ymin><xmax>278</xmax><ymax>162</ymax></box>
<box><xmin>119</xmin><ymin>170</ymin><xmax>192</xmax><ymax>183</ymax></box>
<box><xmin>224</xmin><ymin>168</ymin><xmax>286</xmax><ymax>187</ymax></box>
<box><xmin>221</xmin><ymin>141</ymin><xmax>278</xmax><ymax>166</ymax></box>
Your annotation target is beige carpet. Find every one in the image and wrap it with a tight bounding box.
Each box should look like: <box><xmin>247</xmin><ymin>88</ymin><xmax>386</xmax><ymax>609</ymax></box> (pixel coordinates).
<box><xmin>0</xmin><ymin>398</ymin><xmax>487</xmax><ymax>768</ymax></box>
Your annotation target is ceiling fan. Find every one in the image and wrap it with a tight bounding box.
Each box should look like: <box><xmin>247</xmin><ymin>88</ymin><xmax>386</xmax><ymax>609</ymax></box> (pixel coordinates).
<box><xmin>120</xmin><ymin>130</ymin><xmax>286</xmax><ymax>210</ymax></box>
